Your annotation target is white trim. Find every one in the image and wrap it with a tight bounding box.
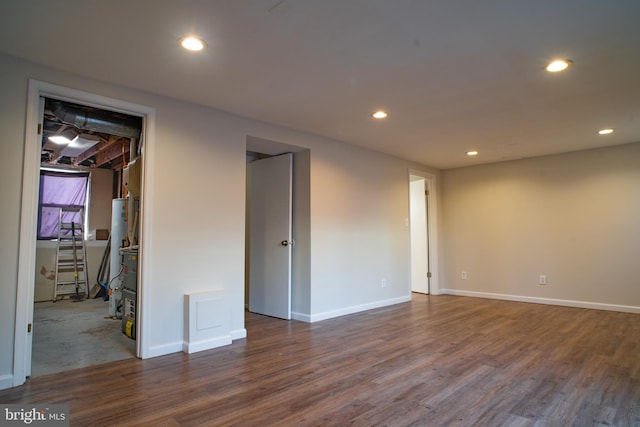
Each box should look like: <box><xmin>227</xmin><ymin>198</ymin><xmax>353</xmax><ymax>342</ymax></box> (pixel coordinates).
<box><xmin>146</xmin><ymin>342</ymin><xmax>184</xmax><ymax>358</ymax></box>
<box><xmin>14</xmin><ymin>79</ymin><xmax>155</xmax><ymax>388</ymax></box>
<box><xmin>230</xmin><ymin>328</ymin><xmax>247</xmax><ymax>340</ymax></box>
<box><xmin>150</xmin><ymin>330</ymin><xmax>246</xmax><ymax>357</ymax></box>
<box><xmin>13</xmin><ymin>81</ymin><xmax>42</xmax><ymax>386</ymax></box>
<box><xmin>441</xmin><ymin>289</ymin><xmax>640</xmax><ymax>314</ymax></box>
<box><xmin>307</xmin><ymin>295</ymin><xmax>411</xmax><ymax>323</ymax></box>
<box><xmin>291</xmin><ymin>312</ymin><xmax>311</xmax><ymax>322</ymax></box>
<box><xmin>85</xmin><ymin>171</ymin><xmax>92</xmax><ymax>240</ymax></box>
<box><xmin>183</xmin><ymin>335</ymin><xmax>232</xmax><ymax>354</ymax></box>
<box><xmin>0</xmin><ymin>374</ymin><xmax>13</xmax><ymax>390</ymax></box>
<box><xmin>408</xmin><ymin>169</ymin><xmax>439</xmax><ymax>295</ymax></box>
<box><xmin>137</xmin><ymin>103</ymin><xmax>156</xmax><ymax>360</ymax></box>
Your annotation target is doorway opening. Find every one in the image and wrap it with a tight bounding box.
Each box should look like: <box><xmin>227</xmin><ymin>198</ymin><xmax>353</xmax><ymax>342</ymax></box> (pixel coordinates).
<box><xmin>244</xmin><ymin>136</ymin><xmax>310</xmax><ymax>324</ymax></box>
<box><xmin>14</xmin><ymin>80</ymin><xmax>154</xmax><ymax>386</ymax></box>
<box><xmin>409</xmin><ymin>171</ymin><xmax>439</xmax><ymax>295</ymax></box>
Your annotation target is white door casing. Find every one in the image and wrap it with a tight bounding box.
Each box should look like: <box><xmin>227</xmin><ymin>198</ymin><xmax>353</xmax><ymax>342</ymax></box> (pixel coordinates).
<box><xmin>14</xmin><ymin>80</ymin><xmax>155</xmax><ymax>387</ymax></box>
<box><xmin>409</xmin><ymin>170</ymin><xmax>439</xmax><ymax>296</ymax></box>
<box><xmin>410</xmin><ymin>177</ymin><xmax>429</xmax><ymax>294</ymax></box>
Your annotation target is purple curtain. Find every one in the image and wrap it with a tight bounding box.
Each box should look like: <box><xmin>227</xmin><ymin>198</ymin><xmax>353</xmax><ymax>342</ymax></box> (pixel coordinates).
<box><xmin>38</xmin><ymin>171</ymin><xmax>89</xmax><ymax>239</ymax></box>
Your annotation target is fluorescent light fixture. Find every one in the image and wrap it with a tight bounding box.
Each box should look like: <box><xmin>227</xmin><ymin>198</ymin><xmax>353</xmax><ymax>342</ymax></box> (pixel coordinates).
<box><xmin>546</xmin><ymin>59</ymin><xmax>572</xmax><ymax>72</ymax></box>
<box><xmin>48</xmin><ymin>135</ymin><xmax>72</xmax><ymax>145</ymax></box>
<box><xmin>372</xmin><ymin>110</ymin><xmax>388</xmax><ymax>119</ymax></box>
<box><xmin>466</xmin><ymin>150</ymin><xmax>479</xmax><ymax>156</ymax></box>
<box><xmin>180</xmin><ymin>36</ymin><xmax>206</xmax><ymax>51</ymax></box>
<box><xmin>61</xmin><ymin>134</ymin><xmax>101</xmax><ymax>157</ymax></box>
<box><xmin>598</xmin><ymin>128</ymin><xmax>614</xmax><ymax>135</ymax></box>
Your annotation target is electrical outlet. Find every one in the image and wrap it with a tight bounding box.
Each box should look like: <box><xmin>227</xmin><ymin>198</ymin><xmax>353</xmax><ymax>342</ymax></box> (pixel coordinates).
<box><xmin>539</xmin><ymin>275</ymin><xmax>547</xmax><ymax>285</ymax></box>
<box><xmin>461</xmin><ymin>271</ymin><xmax>467</xmax><ymax>280</ymax></box>
<box><xmin>381</xmin><ymin>278</ymin><xmax>387</xmax><ymax>288</ymax></box>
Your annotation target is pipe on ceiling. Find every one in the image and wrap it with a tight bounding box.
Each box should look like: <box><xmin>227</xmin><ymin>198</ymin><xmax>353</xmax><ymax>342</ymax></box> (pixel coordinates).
<box><xmin>48</xmin><ymin>100</ymin><xmax>142</xmax><ymax>140</ymax></box>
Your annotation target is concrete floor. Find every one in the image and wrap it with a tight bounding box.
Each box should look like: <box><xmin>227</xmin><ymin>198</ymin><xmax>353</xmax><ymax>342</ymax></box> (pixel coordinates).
<box><xmin>32</xmin><ymin>298</ymin><xmax>136</xmax><ymax>377</ymax></box>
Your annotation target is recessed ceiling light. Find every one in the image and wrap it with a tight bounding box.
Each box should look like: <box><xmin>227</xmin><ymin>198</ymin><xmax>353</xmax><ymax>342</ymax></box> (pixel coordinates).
<box><xmin>372</xmin><ymin>110</ymin><xmax>388</xmax><ymax>119</ymax></box>
<box><xmin>180</xmin><ymin>36</ymin><xmax>206</xmax><ymax>51</ymax></box>
<box><xmin>598</xmin><ymin>128</ymin><xmax>614</xmax><ymax>135</ymax></box>
<box><xmin>466</xmin><ymin>150</ymin><xmax>479</xmax><ymax>156</ymax></box>
<box><xmin>546</xmin><ymin>59</ymin><xmax>572</xmax><ymax>72</ymax></box>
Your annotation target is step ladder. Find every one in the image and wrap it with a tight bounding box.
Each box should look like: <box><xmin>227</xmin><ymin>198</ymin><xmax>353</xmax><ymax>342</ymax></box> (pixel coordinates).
<box><xmin>53</xmin><ymin>207</ymin><xmax>89</xmax><ymax>302</ymax></box>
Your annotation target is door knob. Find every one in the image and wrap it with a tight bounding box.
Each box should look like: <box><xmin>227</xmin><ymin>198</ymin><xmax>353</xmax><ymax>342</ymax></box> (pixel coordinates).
<box><xmin>281</xmin><ymin>240</ymin><xmax>289</xmax><ymax>247</ymax></box>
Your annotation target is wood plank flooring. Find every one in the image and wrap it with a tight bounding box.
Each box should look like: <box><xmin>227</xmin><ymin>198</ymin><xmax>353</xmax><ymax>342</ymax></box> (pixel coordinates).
<box><xmin>1</xmin><ymin>294</ymin><xmax>638</xmax><ymax>426</ymax></box>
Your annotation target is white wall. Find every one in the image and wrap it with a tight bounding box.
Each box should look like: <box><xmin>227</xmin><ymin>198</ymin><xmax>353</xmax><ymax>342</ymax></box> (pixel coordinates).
<box><xmin>0</xmin><ymin>55</ymin><xmax>32</xmax><ymax>385</ymax></box>
<box><xmin>309</xmin><ymin>143</ymin><xmax>419</xmax><ymax>319</ymax></box>
<box><xmin>0</xmin><ymin>52</ymin><xmax>439</xmax><ymax>387</ymax></box>
<box><xmin>441</xmin><ymin>143</ymin><xmax>640</xmax><ymax>311</ymax></box>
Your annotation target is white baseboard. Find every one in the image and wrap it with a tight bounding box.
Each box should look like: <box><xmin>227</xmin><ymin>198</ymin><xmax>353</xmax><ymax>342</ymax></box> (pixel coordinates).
<box><xmin>230</xmin><ymin>328</ymin><xmax>247</xmax><ymax>340</ymax></box>
<box><xmin>145</xmin><ymin>341</ymin><xmax>183</xmax><ymax>358</ymax></box>
<box><xmin>145</xmin><ymin>330</ymin><xmax>246</xmax><ymax>358</ymax></box>
<box><xmin>291</xmin><ymin>312</ymin><xmax>311</xmax><ymax>322</ymax></box>
<box><xmin>308</xmin><ymin>295</ymin><xmax>411</xmax><ymax>323</ymax></box>
<box><xmin>441</xmin><ymin>289</ymin><xmax>640</xmax><ymax>314</ymax></box>
<box><xmin>0</xmin><ymin>374</ymin><xmax>14</xmax><ymax>390</ymax></box>
<box><xmin>183</xmin><ymin>335</ymin><xmax>232</xmax><ymax>354</ymax></box>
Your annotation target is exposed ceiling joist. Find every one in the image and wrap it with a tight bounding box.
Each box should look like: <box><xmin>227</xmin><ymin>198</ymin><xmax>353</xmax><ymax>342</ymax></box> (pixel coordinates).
<box><xmin>40</xmin><ymin>98</ymin><xmax>141</xmax><ymax>170</ymax></box>
<box><xmin>73</xmin><ymin>135</ymin><xmax>123</xmax><ymax>167</ymax></box>
<box><xmin>93</xmin><ymin>137</ymin><xmax>130</xmax><ymax>169</ymax></box>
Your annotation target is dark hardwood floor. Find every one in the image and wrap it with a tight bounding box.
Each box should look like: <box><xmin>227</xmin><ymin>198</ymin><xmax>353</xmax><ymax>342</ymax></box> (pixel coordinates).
<box><xmin>1</xmin><ymin>294</ymin><xmax>639</xmax><ymax>426</ymax></box>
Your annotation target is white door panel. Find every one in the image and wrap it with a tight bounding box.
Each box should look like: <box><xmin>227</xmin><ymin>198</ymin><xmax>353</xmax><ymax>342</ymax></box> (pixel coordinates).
<box><xmin>249</xmin><ymin>153</ymin><xmax>292</xmax><ymax>319</ymax></box>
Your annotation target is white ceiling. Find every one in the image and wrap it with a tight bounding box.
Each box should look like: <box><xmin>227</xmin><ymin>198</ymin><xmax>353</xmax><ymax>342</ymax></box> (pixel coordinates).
<box><xmin>1</xmin><ymin>0</ymin><xmax>639</xmax><ymax>169</ymax></box>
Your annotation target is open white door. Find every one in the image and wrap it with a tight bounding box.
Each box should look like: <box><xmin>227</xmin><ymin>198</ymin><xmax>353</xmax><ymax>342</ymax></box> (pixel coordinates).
<box><xmin>409</xmin><ymin>170</ymin><xmax>439</xmax><ymax>296</ymax></box>
<box><xmin>249</xmin><ymin>153</ymin><xmax>292</xmax><ymax>319</ymax></box>
<box><xmin>410</xmin><ymin>176</ymin><xmax>429</xmax><ymax>294</ymax></box>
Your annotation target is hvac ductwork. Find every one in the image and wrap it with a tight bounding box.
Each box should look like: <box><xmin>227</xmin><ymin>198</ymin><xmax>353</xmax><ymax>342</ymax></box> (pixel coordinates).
<box><xmin>48</xmin><ymin>99</ymin><xmax>142</xmax><ymax>140</ymax></box>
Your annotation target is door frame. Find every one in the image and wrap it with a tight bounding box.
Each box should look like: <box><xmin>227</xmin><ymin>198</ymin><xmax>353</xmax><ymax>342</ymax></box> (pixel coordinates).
<box><xmin>13</xmin><ymin>79</ymin><xmax>156</xmax><ymax>386</ymax></box>
<box><xmin>248</xmin><ymin>153</ymin><xmax>293</xmax><ymax>320</ymax></box>
<box><xmin>408</xmin><ymin>169</ymin><xmax>440</xmax><ymax>295</ymax></box>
